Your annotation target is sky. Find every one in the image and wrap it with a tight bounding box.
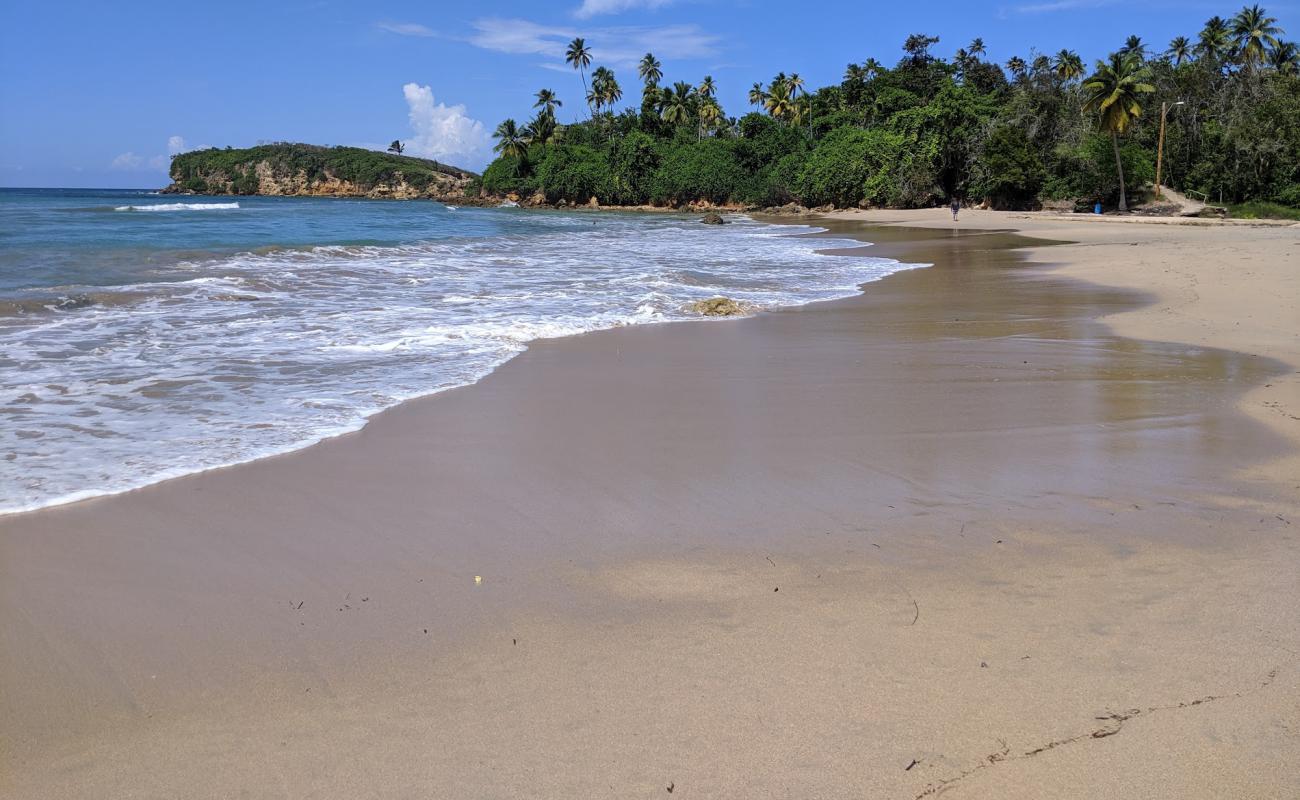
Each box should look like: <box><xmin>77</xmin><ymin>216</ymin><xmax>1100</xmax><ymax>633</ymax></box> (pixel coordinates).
<box><xmin>1</xmin><ymin>0</ymin><xmax>1294</xmax><ymax>188</ymax></box>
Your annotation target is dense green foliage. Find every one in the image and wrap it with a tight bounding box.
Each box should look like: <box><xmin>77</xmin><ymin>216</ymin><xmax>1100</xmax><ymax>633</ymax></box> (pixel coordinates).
<box><xmin>484</xmin><ymin>6</ymin><xmax>1299</xmax><ymax>211</ymax></box>
<box><xmin>169</xmin><ymin>143</ymin><xmax>475</xmax><ymax>195</ymax></box>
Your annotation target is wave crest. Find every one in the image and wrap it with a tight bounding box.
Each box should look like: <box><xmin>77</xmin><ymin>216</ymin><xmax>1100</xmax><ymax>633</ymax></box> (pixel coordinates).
<box><xmin>114</xmin><ymin>202</ymin><xmax>241</xmax><ymax>212</ymax></box>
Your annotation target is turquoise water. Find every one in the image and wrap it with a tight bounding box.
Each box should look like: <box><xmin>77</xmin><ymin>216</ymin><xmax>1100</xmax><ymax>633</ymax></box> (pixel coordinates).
<box><xmin>0</xmin><ymin>188</ymin><xmax>916</xmax><ymax>513</ymax></box>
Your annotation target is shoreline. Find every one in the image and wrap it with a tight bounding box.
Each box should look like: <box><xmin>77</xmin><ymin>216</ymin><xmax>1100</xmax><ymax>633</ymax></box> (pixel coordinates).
<box><xmin>3</xmin><ymin>213</ymin><xmax>1297</xmax><ymax>798</ymax></box>
<box><xmin>0</xmin><ymin>214</ymin><xmax>913</xmax><ymax>518</ymax></box>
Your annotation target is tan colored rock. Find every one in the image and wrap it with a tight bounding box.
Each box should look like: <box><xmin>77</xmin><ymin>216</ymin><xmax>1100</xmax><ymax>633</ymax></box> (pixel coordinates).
<box><xmin>687</xmin><ymin>297</ymin><xmax>751</xmax><ymax>317</ymax></box>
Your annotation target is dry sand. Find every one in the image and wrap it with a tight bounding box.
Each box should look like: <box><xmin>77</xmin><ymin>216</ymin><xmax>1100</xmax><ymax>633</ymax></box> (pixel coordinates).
<box><xmin>1</xmin><ymin>213</ymin><xmax>1297</xmax><ymax>798</ymax></box>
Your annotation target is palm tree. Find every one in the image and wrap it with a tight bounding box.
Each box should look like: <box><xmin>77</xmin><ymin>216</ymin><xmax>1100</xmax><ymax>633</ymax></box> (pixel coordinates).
<box><xmin>698</xmin><ymin>75</ymin><xmax>717</xmax><ymax>100</ymax></box>
<box><xmin>748</xmin><ymin>81</ymin><xmax>768</xmax><ymax>108</ymax></box>
<box><xmin>698</xmin><ymin>99</ymin><xmax>721</xmax><ymax>140</ymax></box>
<box><xmin>1006</xmin><ymin>56</ymin><xmax>1027</xmax><ymax>79</ymax></box>
<box><xmin>1269</xmin><ymin>40</ymin><xmax>1299</xmax><ymax>74</ymax></box>
<box><xmin>764</xmin><ymin>79</ymin><xmax>795</xmax><ymax>122</ymax></box>
<box><xmin>968</xmin><ymin>38</ymin><xmax>986</xmax><ymax>60</ymax></box>
<box><xmin>787</xmin><ymin>73</ymin><xmax>805</xmax><ymax>101</ymax></box>
<box><xmin>1167</xmin><ymin>36</ymin><xmax>1193</xmax><ymax>66</ymax></box>
<box><xmin>1055</xmin><ymin>49</ymin><xmax>1084</xmax><ymax>81</ymax></box>
<box><xmin>843</xmin><ymin>63</ymin><xmax>866</xmax><ymax>84</ymax></box>
<box><xmin>1081</xmin><ymin>52</ymin><xmax>1155</xmax><ymax>212</ymax></box>
<box><xmin>1197</xmin><ymin>17</ymin><xmax>1232</xmax><ymax>63</ymax></box>
<box><xmin>659</xmin><ymin>82</ymin><xmax>693</xmax><ymax>126</ymax></box>
<box><xmin>492</xmin><ymin>119</ymin><xmax>529</xmax><ymax>159</ymax></box>
<box><xmin>565</xmin><ymin>37</ymin><xmax>593</xmax><ymax>116</ymax></box>
<box><xmin>1232</xmin><ymin>4</ymin><xmax>1284</xmax><ymax>71</ymax></box>
<box><xmin>387</xmin><ymin>140</ymin><xmax>404</xmax><ymax>155</ymax></box>
<box><xmin>600</xmin><ymin>68</ymin><xmax>622</xmax><ymax>108</ymax></box>
<box><xmin>863</xmin><ymin>58</ymin><xmax>883</xmax><ymax>78</ymax></box>
<box><xmin>522</xmin><ymin>113</ymin><xmax>561</xmax><ymax>147</ymax></box>
<box><xmin>637</xmin><ymin>52</ymin><xmax>662</xmax><ymax>87</ymax></box>
<box><xmin>1031</xmin><ymin>54</ymin><xmax>1052</xmax><ymax>75</ymax></box>
<box><xmin>533</xmin><ymin>89</ymin><xmax>562</xmax><ymax>119</ymax></box>
<box><xmin>955</xmin><ymin>48</ymin><xmax>971</xmax><ymax>74</ymax></box>
<box><xmin>1122</xmin><ymin>35</ymin><xmax>1148</xmax><ymax>61</ymax></box>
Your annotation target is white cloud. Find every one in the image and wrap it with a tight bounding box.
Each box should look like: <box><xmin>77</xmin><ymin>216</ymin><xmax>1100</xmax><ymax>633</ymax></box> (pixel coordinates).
<box><xmin>401</xmin><ymin>83</ymin><xmax>490</xmax><ymax>167</ymax></box>
<box><xmin>111</xmin><ymin>136</ymin><xmax>194</xmax><ymax>172</ymax></box>
<box><xmin>110</xmin><ymin>152</ymin><xmax>143</xmax><ymax>170</ymax></box>
<box><xmin>467</xmin><ymin>17</ymin><xmax>719</xmax><ymax>69</ymax></box>
<box><xmin>574</xmin><ymin>0</ymin><xmax>678</xmax><ymax>18</ymax></box>
<box><xmin>376</xmin><ymin>21</ymin><xmax>435</xmax><ymax>37</ymax></box>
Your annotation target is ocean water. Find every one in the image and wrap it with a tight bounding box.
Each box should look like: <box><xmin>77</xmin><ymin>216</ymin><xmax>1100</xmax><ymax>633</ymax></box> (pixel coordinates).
<box><xmin>0</xmin><ymin>188</ymin><xmax>919</xmax><ymax>514</ymax></box>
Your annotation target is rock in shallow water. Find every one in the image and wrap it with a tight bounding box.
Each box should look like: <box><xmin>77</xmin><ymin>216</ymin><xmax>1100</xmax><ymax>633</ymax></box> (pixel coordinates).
<box><xmin>687</xmin><ymin>297</ymin><xmax>750</xmax><ymax>316</ymax></box>
<box><xmin>700</xmin><ymin>213</ymin><xmax>726</xmax><ymax>225</ymax></box>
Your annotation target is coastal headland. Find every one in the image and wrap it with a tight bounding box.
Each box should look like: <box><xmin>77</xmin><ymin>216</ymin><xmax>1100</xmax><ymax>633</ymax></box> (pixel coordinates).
<box><xmin>2</xmin><ymin>213</ymin><xmax>1297</xmax><ymax>798</ymax></box>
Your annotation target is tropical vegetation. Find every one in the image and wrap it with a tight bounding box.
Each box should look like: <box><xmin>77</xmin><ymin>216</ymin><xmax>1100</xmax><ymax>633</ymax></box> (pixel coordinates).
<box><xmin>482</xmin><ymin>6</ymin><xmax>1300</xmax><ymax>212</ymax></box>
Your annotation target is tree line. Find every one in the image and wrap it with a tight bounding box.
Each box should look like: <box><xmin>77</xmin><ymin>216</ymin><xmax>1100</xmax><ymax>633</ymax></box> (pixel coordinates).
<box><xmin>478</xmin><ymin>5</ymin><xmax>1299</xmax><ymax>214</ymax></box>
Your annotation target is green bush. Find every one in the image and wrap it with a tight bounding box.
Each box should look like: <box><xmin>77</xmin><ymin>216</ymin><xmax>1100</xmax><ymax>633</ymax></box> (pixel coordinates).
<box><xmin>481</xmin><ymin>155</ymin><xmax>535</xmax><ymax>196</ymax></box>
<box><xmin>796</xmin><ymin>127</ymin><xmax>907</xmax><ymax>207</ymax></box>
<box><xmin>972</xmin><ymin>125</ymin><xmax>1045</xmax><ymax>208</ymax></box>
<box><xmin>648</xmin><ymin>140</ymin><xmax>744</xmax><ymax>206</ymax></box>
<box><xmin>535</xmin><ymin>145</ymin><xmax>613</xmax><ymax>204</ymax></box>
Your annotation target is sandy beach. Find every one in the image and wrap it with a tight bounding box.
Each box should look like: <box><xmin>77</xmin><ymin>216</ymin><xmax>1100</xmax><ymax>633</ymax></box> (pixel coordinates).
<box><xmin>2</xmin><ymin>213</ymin><xmax>1297</xmax><ymax>798</ymax></box>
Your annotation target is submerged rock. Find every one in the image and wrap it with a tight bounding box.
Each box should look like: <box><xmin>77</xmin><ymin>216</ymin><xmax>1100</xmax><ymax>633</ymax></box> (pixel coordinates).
<box><xmin>687</xmin><ymin>297</ymin><xmax>750</xmax><ymax>317</ymax></box>
<box><xmin>700</xmin><ymin>212</ymin><xmax>726</xmax><ymax>225</ymax></box>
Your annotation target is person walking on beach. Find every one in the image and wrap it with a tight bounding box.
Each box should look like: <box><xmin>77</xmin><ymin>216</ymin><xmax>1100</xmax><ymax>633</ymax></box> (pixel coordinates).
<box><xmin>950</xmin><ymin>196</ymin><xmax>961</xmax><ymax>222</ymax></box>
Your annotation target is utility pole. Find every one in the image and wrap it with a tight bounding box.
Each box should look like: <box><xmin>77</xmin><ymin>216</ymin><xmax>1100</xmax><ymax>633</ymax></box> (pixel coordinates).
<box><xmin>1155</xmin><ymin>101</ymin><xmax>1185</xmax><ymax>199</ymax></box>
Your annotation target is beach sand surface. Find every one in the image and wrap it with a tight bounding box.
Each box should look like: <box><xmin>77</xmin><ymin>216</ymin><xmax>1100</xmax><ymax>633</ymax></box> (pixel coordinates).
<box><xmin>2</xmin><ymin>215</ymin><xmax>1297</xmax><ymax>798</ymax></box>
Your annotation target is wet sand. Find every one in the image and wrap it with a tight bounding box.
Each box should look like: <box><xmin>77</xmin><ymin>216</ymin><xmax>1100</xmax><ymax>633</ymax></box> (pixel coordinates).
<box><xmin>2</xmin><ymin>217</ymin><xmax>1297</xmax><ymax>798</ymax></box>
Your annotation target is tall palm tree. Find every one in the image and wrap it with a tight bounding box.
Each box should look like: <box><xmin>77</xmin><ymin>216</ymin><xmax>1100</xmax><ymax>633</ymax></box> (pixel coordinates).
<box><xmin>588</xmin><ymin>66</ymin><xmax>616</xmax><ymax>115</ymax></box>
<box><xmin>533</xmin><ymin>89</ymin><xmax>562</xmax><ymax>119</ymax></box>
<box><xmin>1081</xmin><ymin>52</ymin><xmax>1155</xmax><ymax>212</ymax></box>
<box><xmin>387</xmin><ymin>140</ymin><xmax>404</xmax><ymax>155</ymax></box>
<box><xmin>492</xmin><ymin>119</ymin><xmax>529</xmax><ymax>159</ymax></box>
<box><xmin>968</xmin><ymin>37</ymin><xmax>986</xmax><ymax>60</ymax></box>
<box><xmin>843</xmin><ymin>63</ymin><xmax>867</xmax><ymax>83</ymax></box>
<box><xmin>1006</xmin><ymin>56</ymin><xmax>1027</xmax><ymax>79</ymax></box>
<box><xmin>637</xmin><ymin>52</ymin><xmax>662</xmax><ymax>87</ymax></box>
<box><xmin>1122</xmin><ymin>35</ymin><xmax>1148</xmax><ymax>61</ymax></box>
<box><xmin>1167</xmin><ymin>36</ymin><xmax>1193</xmax><ymax>66</ymax></box>
<box><xmin>1055</xmin><ymin>49</ymin><xmax>1084</xmax><ymax>81</ymax></box>
<box><xmin>1031</xmin><ymin>54</ymin><xmax>1052</xmax><ymax>75</ymax></box>
<box><xmin>698</xmin><ymin>75</ymin><xmax>717</xmax><ymax>100</ymax></box>
<box><xmin>748</xmin><ymin>81</ymin><xmax>768</xmax><ymax>108</ymax></box>
<box><xmin>1231</xmin><ymin>4</ymin><xmax>1284</xmax><ymax>71</ymax></box>
<box><xmin>1197</xmin><ymin>17</ymin><xmax>1232</xmax><ymax>63</ymax></box>
<box><xmin>599</xmin><ymin>68</ymin><xmax>622</xmax><ymax>108</ymax></box>
<box><xmin>565</xmin><ymin>37</ymin><xmax>593</xmax><ymax>116</ymax></box>
<box><xmin>1269</xmin><ymin>40</ymin><xmax>1299</xmax><ymax>74</ymax></box>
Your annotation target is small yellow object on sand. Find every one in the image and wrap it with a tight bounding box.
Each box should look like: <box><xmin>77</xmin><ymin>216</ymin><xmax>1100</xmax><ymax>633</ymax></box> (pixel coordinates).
<box><xmin>474</xmin><ymin>575</ymin><xmax>482</xmax><ymax>586</ymax></box>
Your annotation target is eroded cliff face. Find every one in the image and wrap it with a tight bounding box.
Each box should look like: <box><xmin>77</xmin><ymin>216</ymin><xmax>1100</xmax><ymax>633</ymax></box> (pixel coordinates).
<box><xmin>162</xmin><ymin>161</ymin><xmax>474</xmax><ymax>199</ymax></box>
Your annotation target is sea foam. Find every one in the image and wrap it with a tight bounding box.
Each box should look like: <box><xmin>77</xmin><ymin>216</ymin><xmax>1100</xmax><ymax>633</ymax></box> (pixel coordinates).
<box><xmin>0</xmin><ymin>211</ymin><xmax>922</xmax><ymax>514</ymax></box>
<box><xmin>114</xmin><ymin>202</ymin><xmax>241</xmax><ymax>212</ymax></box>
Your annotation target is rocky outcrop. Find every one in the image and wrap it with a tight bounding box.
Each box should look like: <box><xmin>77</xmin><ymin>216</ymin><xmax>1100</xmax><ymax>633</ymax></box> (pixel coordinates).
<box><xmin>162</xmin><ymin>144</ymin><xmax>477</xmax><ymax>200</ymax></box>
<box><xmin>700</xmin><ymin>212</ymin><xmax>726</xmax><ymax>225</ymax></box>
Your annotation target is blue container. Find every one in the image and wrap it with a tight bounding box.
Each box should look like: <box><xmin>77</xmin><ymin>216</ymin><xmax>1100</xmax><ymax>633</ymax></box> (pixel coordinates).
<box><xmin>1094</xmin><ymin>203</ymin><xmax>1102</xmax><ymax>214</ymax></box>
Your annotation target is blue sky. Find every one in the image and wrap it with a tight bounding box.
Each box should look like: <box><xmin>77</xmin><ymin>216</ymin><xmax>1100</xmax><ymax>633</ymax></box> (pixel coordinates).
<box><xmin>1</xmin><ymin>0</ymin><xmax>1293</xmax><ymax>187</ymax></box>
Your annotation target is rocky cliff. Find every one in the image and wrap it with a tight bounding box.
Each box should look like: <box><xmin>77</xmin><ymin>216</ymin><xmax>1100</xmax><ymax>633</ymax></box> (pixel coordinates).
<box><xmin>163</xmin><ymin>143</ymin><xmax>477</xmax><ymax>199</ymax></box>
